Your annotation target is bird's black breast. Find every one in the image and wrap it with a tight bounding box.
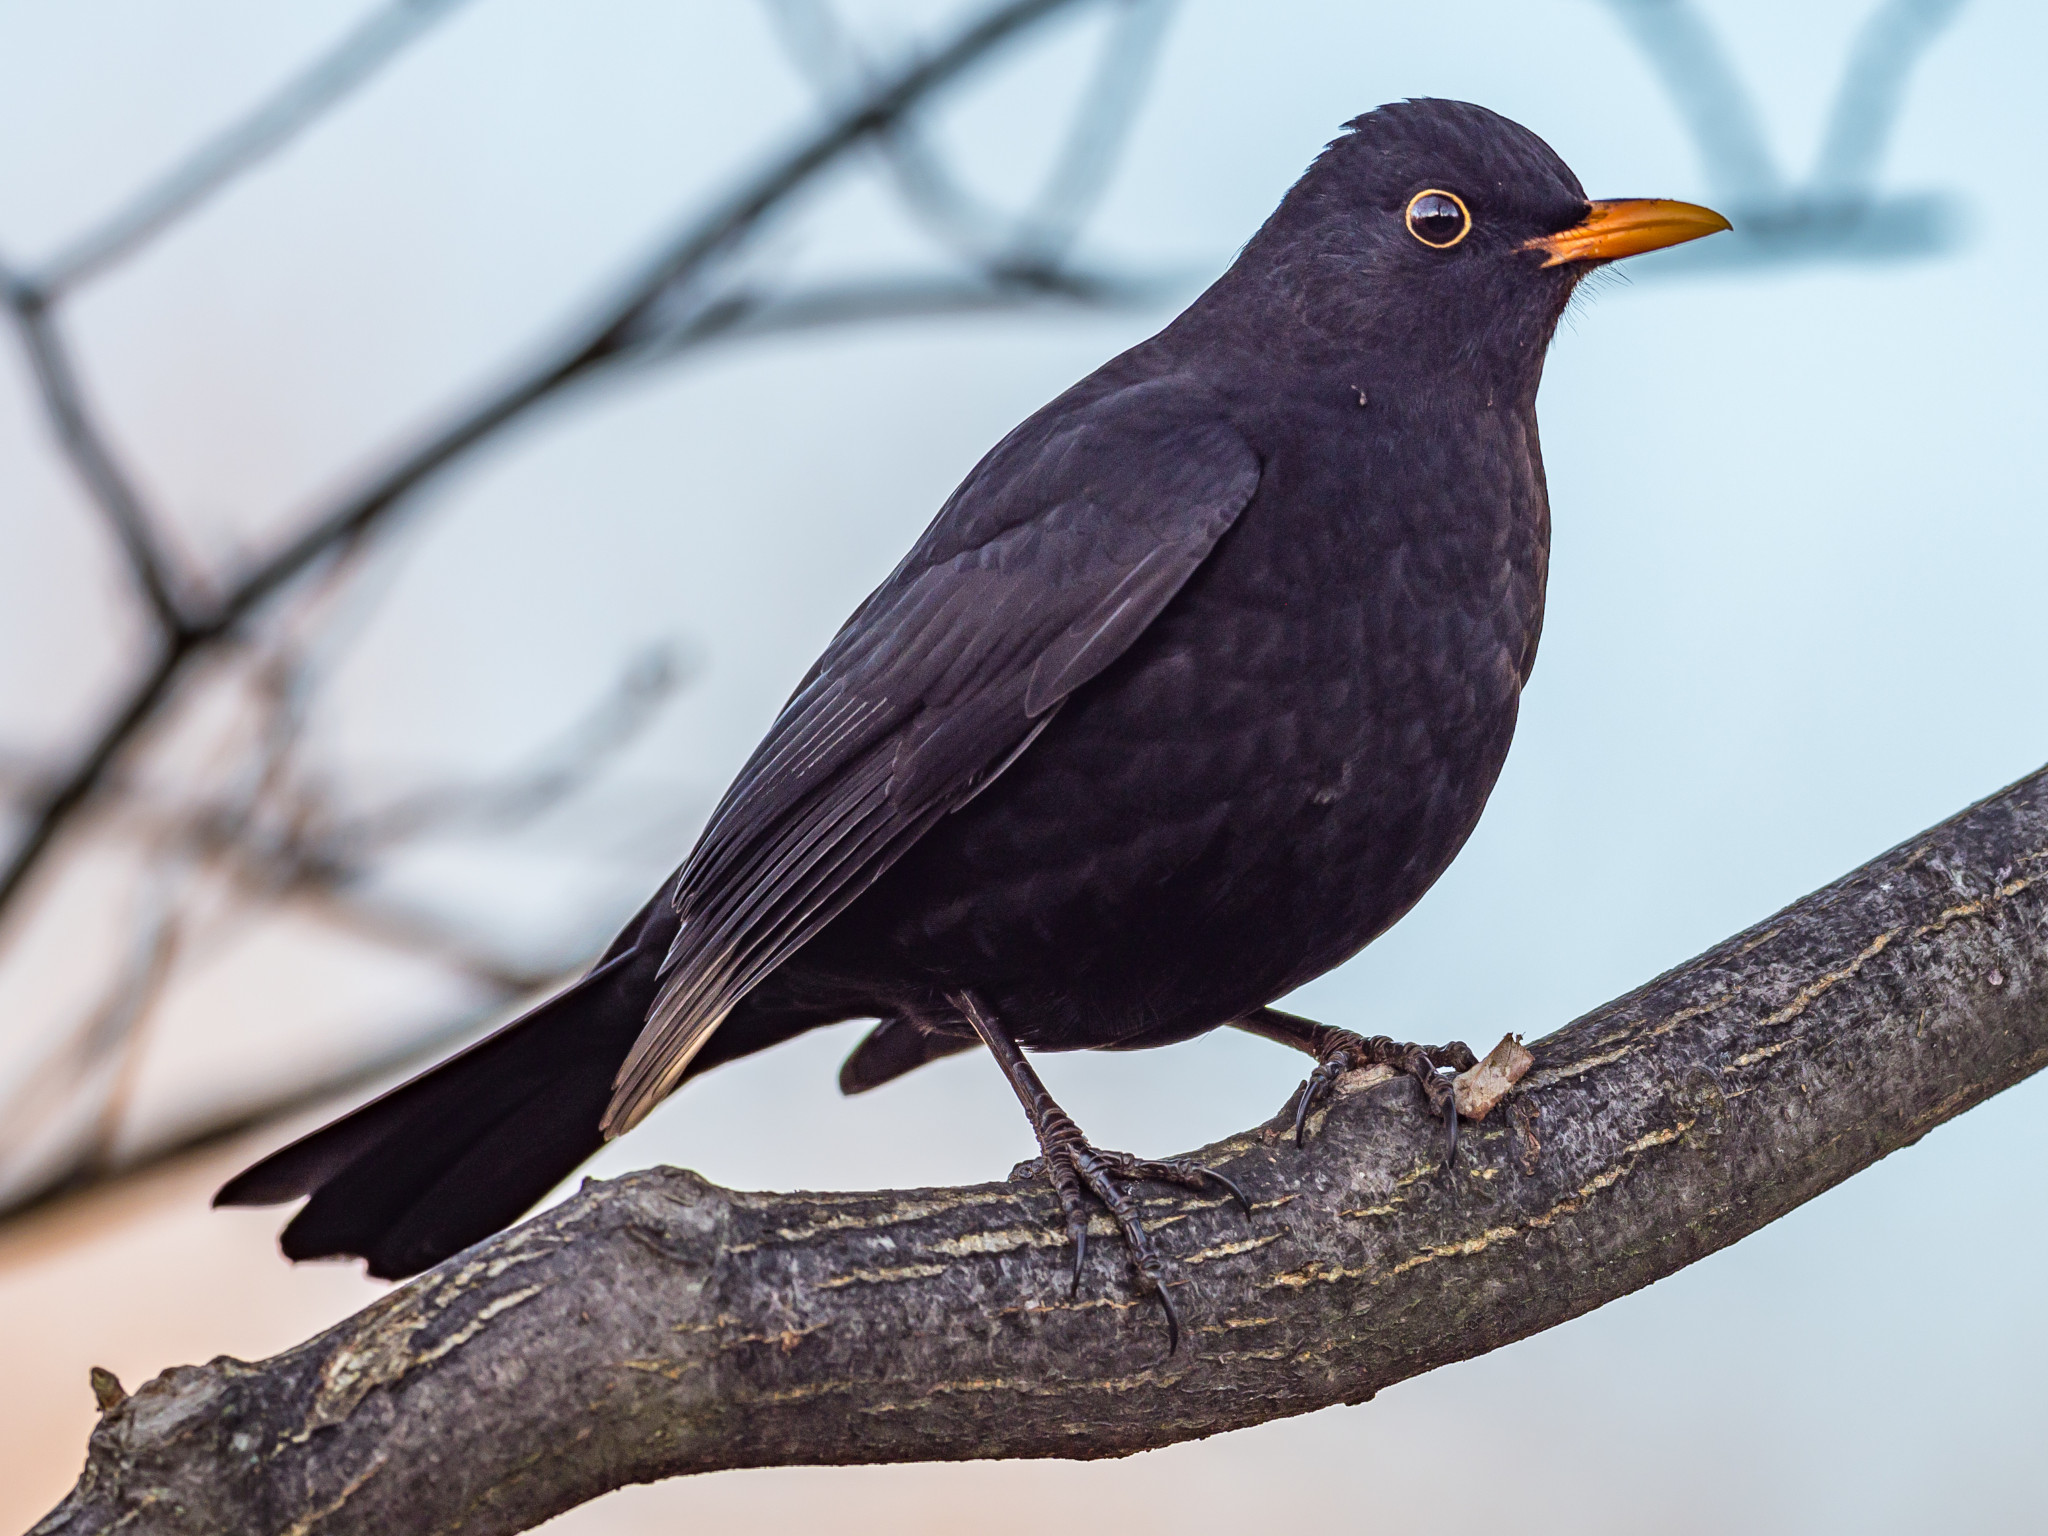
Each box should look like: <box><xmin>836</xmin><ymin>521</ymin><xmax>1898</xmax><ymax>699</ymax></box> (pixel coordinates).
<box><xmin>788</xmin><ymin>374</ymin><xmax>1550</xmax><ymax>1049</ymax></box>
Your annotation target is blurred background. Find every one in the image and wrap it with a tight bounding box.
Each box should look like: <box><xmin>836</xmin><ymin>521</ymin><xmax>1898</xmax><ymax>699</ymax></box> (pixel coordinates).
<box><xmin>2</xmin><ymin>1</ymin><xmax>2044</xmax><ymax>1530</ymax></box>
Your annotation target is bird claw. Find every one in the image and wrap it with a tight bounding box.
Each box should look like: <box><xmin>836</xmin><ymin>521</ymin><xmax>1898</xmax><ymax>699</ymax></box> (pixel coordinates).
<box><xmin>1289</xmin><ymin>1028</ymin><xmax>1472</xmax><ymax>1170</ymax></box>
<box><xmin>1026</xmin><ymin>1134</ymin><xmax>1241</xmax><ymax>1353</ymax></box>
<box><xmin>1096</xmin><ymin>1149</ymin><xmax>1254</xmax><ymax>1221</ymax></box>
<box><xmin>1419</xmin><ymin>1063</ymin><xmax>1460</xmax><ymax>1168</ymax></box>
<box><xmin>1292</xmin><ymin>1052</ymin><xmax>1355</xmax><ymax>1147</ymax></box>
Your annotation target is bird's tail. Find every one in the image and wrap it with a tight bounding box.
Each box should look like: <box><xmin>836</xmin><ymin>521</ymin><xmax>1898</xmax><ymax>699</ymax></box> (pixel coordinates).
<box><xmin>215</xmin><ymin>954</ymin><xmax>650</xmax><ymax>1280</ymax></box>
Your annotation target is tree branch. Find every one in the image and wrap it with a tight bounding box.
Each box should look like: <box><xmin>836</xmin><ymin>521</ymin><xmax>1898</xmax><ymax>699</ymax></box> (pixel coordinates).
<box><xmin>0</xmin><ymin>0</ymin><xmax>478</xmax><ymax>628</ymax></box>
<box><xmin>0</xmin><ymin>999</ymin><xmax>506</xmax><ymax>1231</ymax></box>
<box><xmin>39</xmin><ymin>764</ymin><xmax>2048</xmax><ymax>1536</ymax></box>
<box><xmin>764</xmin><ymin>0</ymin><xmax>1174</xmax><ymax>272</ymax></box>
<box><xmin>0</xmin><ymin>280</ymin><xmax>192</xmax><ymax>635</ymax></box>
<box><xmin>0</xmin><ymin>0</ymin><xmax>1105</xmax><ymax>929</ymax></box>
<box><xmin>30</xmin><ymin>0</ymin><xmax>476</xmax><ymax>298</ymax></box>
<box><xmin>215</xmin><ymin>0</ymin><xmax>1098</xmax><ymax>632</ymax></box>
<box><xmin>1812</xmin><ymin>0</ymin><xmax>1968</xmax><ymax>196</ymax></box>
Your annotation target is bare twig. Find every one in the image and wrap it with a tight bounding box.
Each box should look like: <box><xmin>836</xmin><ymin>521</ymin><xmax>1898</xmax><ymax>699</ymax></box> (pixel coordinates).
<box><xmin>0</xmin><ymin>638</ymin><xmax>685</xmax><ymax>1211</ymax></box>
<box><xmin>31</xmin><ymin>0</ymin><xmax>477</xmax><ymax>297</ymax></box>
<box><xmin>766</xmin><ymin>0</ymin><xmax>1174</xmax><ymax>272</ymax></box>
<box><xmin>333</xmin><ymin>646</ymin><xmax>686</xmax><ymax>852</ymax></box>
<box><xmin>0</xmin><ymin>277</ymin><xmax>191</xmax><ymax>633</ymax></box>
<box><xmin>1601</xmin><ymin>0</ymin><xmax>1783</xmax><ymax>204</ymax></box>
<box><xmin>639</xmin><ymin>265</ymin><xmax>1160</xmax><ymax>361</ymax></box>
<box><xmin>0</xmin><ymin>645</ymin><xmax>187</xmax><ymax>917</ymax></box>
<box><xmin>37</xmin><ymin>763</ymin><xmax>2048</xmax><ymax>1536</ymax></box>
<box><xmin>0</xmin><ymin>997</ymin><xmax>517</xmax><ymax>1227</ymax></box>
<box><xmin>1609</xmin><ymin>0</ymin><xmax>1968</xmax><ymax>202</ymax></box>
<box><xmin>1813</xmin><ymin>0</ymin><xmax>1969</xmax><ymax>195</ymax></box>
<box><xmin>0</xmin><ymin>0</ymin><xmax>1109</xmax><ymax>928</ymax></box>
<box><xmin>0</xmin><ymin>892</ymin><xmax>182</xmax><ymax>1180</ymax></box>
<box><xmin>1601</xmin><ymin>0</ymin><xmax>1967</xmax><ymax>271</ymax></box>
<box><xmin>0</xmin><ymin>0</ymin><xmax>475</xmax><ymax>635</ymax></box>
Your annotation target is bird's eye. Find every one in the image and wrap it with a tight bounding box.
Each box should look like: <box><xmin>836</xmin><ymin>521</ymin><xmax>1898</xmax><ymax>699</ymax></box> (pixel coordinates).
<box><xmin>1405</xmin><ymin>189</ymin><xmax>1471</xmax><ymax>249</ymax></box>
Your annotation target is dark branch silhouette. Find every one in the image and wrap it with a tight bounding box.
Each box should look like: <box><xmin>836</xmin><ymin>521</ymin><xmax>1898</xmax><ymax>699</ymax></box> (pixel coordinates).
<box><xmin>37</xmin><ymin>764</ymin><xmax>2048</xmax><ymax>1536</ymax></box>
<box><xmin>0</xmin><ymin>0</ymin><xmax>1164</xmax><ymax>1225</ymax></box>
<box><xmin>0</xmin><ymin>0</ymin><xmax>1118</xmax><ymax>917</ymax></box>
<box><xmin>0</xmin><ymin>291</ymin><xmax>191</xmax><ymax>631</ymax></box>
<box><xmin>1602</xmin><ymin>0</ymin><xmax>1967</xmax><ymax>268</ymax></box>
<box><xmin>765</xmin><ymin>0</ymin><xmax>1174</xmax><ymax>272</ymax></box>
<box><xmin>1813</xmin><ymin>0</ymin><xmax>1969</xmax><ymax>195</ymax></box>
<box><xmin>31</xmin><ymin>0</ymin><xmax>478</xmax><ymax>298</ymax></box>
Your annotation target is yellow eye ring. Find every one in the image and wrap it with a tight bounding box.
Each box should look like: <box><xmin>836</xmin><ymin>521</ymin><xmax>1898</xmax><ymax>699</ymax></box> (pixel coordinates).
<box><xmin>1405</xmin><ymin>188</ymin><xmax>1472</xmax><ymax>249</ymax></box>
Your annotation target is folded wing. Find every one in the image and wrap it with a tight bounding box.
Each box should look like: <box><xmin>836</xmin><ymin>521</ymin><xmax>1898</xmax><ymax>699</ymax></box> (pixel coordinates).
<box><xmin>602</xmin><ymin>374</ymin><xmax>1262</xmax><ymax>1134</ymax></box>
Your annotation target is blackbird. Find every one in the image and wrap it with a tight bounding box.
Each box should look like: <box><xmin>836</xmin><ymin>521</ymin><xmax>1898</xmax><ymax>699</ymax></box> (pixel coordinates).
<box><xmin>219</xmin><ymin>99</ymin><xmax>1727</xmax><ymax>1345</ymax></box>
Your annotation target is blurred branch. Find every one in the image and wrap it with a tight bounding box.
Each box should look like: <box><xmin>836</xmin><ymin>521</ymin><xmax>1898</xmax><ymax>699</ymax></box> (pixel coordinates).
<box><xmin>1602</xmin><ymin>0</ymin><xmax>1782</xmax><ymax>203</ymax></box>
<box><xmin>0</xmin><ymin>891</ymin><xmax>182</xmax><ymax>1189</ymax></box>
<box><xmin>640</xmin><ymin>265</ymin><xmax>1164</xmax><ymax>361</ymax></box>
<box><xmin>0</xmin><ymin>0</ymin><xmax>476</xmax><ymax>636</ymax></box>
<box><xmin>0</xmin><ymin>0</ymin><xmax>1171</xmax><ymax>1233</ymax></box>
<box><xmin>0</xmin><ymin>999</ymin><xmax>514</xmax><ymax>1228</ymax></box>
<box><xmin>765</xmin><ymin>0</ymin><xmax>1174</xmax><ymax>272</ymax></box>
<box><xmin>0</xmin><ymin>639</ymin><xmax>685</xmax><ymax>1218</ymax></box>
<box><xmin>0</xmin><ymin>273</ymin><xmax>193</xmax><ymax>632</ymax></box>
<box><xmin>31</xmin><ymin>0</ymin><xmax>476</xmax><ymax>297</ymax></box>
<box><xmin>1813</xmin><ymin>0</ymin><xmax>1968</xmax><ymax>195</ymax></box>
<box><xmin>37</xmin><ymin>765</ymin><xmax>2048</xmax><ymax>1535</ymax></box>
<box><xmin>330</xmin><ymin>646</ymin><xmax>685</xmax><ymax>852</ymax></box>
<box><xmin>1602</xmin><ymin>0</ymin><xmax>1968</xmax><ymax>270</ymax></box>
<box><xmin>0</xmin><ymin>0</ymin><xmax>1114</xmax><ymax>924</ymax></box>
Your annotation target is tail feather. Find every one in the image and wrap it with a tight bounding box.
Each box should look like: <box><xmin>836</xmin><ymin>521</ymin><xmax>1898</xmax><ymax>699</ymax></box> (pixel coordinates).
<box><xmin>217</xmin><ymin>931</ymin><xmax>859</xmax><ymax>1279</ymax></box>
<box><xmin>217</xmin><ymin>953</ymin><xmax>647</xmax><ymax>1279</ymax></box>
<box><xmin>282</xmin><ymin>1061</ymin><xmax>614</xmax><ymax>1278</ymax></box>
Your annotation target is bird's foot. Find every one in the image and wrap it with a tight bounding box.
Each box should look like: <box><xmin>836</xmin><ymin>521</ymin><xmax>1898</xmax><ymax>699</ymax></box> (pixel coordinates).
<box><xmin>1289</xmin><ymin>1029</ymin><xmax>1476</xmax><ymax>1161</ymax></box>
<box><xmin>956</xmin><ymin>988</ymin><xmax>1249</xmax><ymax>1354</ymax></box>
<box><xmin>1018</xmin><ymin>1119</ymin><xmax>1249</xmax><ymax>1354</ymax></box>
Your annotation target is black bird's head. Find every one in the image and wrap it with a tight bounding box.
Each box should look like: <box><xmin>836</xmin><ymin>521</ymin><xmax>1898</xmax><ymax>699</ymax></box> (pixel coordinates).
<box><xmin>1212</xmin><ymin>99</ymin><xmax>1729</xmax><ymax>398</ymax></box>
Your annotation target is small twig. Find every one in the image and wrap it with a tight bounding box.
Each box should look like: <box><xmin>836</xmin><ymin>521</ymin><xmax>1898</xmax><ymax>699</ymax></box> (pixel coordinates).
<box><xmin>288</xmin><ymin>887</ymin><xmax>570</xmax><ymax>997</ymax></box>
<box><xmin>0</xmin><ymin>0</ymin><xmax>1104</xmax><ymax>935</ymax></box>
<box><xmin>0</xmin><ymin>280</ymin><xmax>191</xmax><ymax>634</ymax></box>
<box><xmin>639</xmin><ymin>265</ymin><xmax>1161</xmax><ymax>361</ymax></box>
<box><xmin>77</xmin><ymin>913</ymin><xmax>185</xmax><ymax>1174</ymax></box>
<box><xmin>766</xmin><ymin>0</ymin><xmax>1172</xmax><ymax>272</ymax></box>
<box><xmin>337</xmin><ymin>645</ymin><xmax>686</xmax><ymax>850</ymax></box>
<box><xmin>1605</xmin><ymin>0</ymin><xmax>1968</xmax><ymax>209</ymax></box>
<box><xmin>0</xmin><ymin>997</ymin><xmax>517</xmax><ymax>1226</ymax></box>
<box><xmin>1007</xmin><ymin>0</ymin><xmax>1175</xmax><ymax>263</ymax></box>
<box><xmin>1601</xmin><ymin>0</ymin><xmax>1782</xmax><ymax>203</ymax></box>
<box><xmin>31</xmin><ymin>0</ymin><xmax>477</xmax><ymax>297</ymax></box>
<box><xmin>0</xmin><ymin>645</ymin><xmax>186</xmax><ymax>917</ymax></box>
<box><xmin>220</xmin><ymin>0</ymin><xmax>1095</xmax><ymax>624</ymax></box>
<box><xmin>1812</xmin><ymin>0</ymin><xmax>1969</xmax><ymax>196</ymax></box>
<box><xmin>0</xmin><ymin>894</ymin><xmax>182</xmax><ymax>1180</ymax></box>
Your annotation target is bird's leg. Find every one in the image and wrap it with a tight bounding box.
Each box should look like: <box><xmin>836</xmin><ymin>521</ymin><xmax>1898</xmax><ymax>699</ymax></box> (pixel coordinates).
<box><xmin>1237</xmin><ymin>1006</ymin><xmax>1476</xmax><ymax>1158</ymax></box>
<box><xmin>952</xmin><ymin>990</ymin><xmax>1249</xmax><ymax>1355</ymax></box>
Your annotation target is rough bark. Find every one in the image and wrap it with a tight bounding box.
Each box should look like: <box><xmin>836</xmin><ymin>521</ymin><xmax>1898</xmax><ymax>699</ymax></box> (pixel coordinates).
<box><xmin>34</xmin><ymin>766</ymin><xmax>2048</xmax><ymax>1536</ymax></box>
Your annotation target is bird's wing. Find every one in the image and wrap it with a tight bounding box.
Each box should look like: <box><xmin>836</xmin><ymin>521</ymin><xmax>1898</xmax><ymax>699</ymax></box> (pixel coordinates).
<box><xmin>601</xmin><ymin>375</ymin><xmax>1261</xmax><ymax>1134</ymax></box>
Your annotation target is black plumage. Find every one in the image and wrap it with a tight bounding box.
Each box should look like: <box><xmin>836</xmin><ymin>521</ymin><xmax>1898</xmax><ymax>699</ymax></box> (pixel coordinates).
<box><xmin>219</xmin><ymin>100</ymin><xmax>1727</xmax><ymax>1320</ymax></box>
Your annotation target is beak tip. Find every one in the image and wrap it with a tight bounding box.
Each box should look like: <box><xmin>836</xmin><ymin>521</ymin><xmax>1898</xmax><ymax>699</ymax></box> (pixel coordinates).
<box><xmin>1529</xmin><ymin>197</ymin><xmax>1732</xmax><ymax>266</ymax></box>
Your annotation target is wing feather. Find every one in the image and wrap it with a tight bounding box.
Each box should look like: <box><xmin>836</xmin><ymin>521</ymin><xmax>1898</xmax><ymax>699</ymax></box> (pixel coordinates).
<box><xmin>602</xmin><ymin>374</ymin><xmax>1262</xmax><ymax>1134</ymax></box>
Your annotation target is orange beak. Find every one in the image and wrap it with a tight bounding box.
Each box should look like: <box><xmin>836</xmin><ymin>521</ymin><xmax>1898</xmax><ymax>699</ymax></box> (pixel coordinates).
<box><xmin>1525</xmin><ymin>198</ymin><xmax>1732</xmax><ymax>267</ymax></box>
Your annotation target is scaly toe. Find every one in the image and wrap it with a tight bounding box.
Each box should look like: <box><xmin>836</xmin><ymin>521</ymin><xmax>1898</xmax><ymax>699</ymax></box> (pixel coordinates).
<box><xmin>1101</xmin><ymin>1151</ymin><xmax>1253</xmax><ymax>1219</ymax></box>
